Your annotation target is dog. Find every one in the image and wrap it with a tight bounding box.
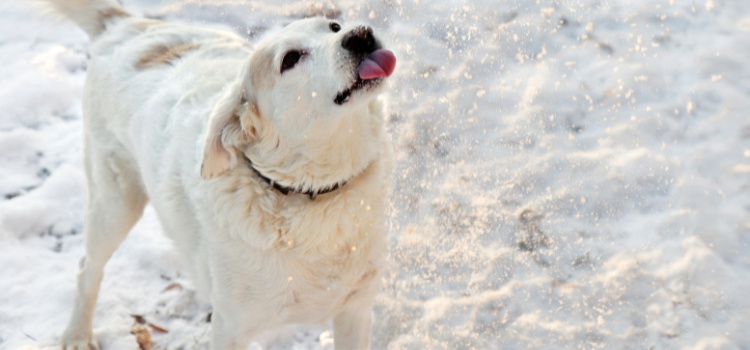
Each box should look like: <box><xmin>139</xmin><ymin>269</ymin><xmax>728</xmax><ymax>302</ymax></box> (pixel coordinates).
<box><xmin>35</xmin><ymin>0</ymin><xmax>395</xmax><ymax>348</ymax></box>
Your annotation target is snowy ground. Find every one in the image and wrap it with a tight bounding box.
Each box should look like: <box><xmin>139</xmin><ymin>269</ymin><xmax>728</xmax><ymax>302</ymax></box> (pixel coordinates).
<box><xmin>1</xmin><ymin>0</ymin><xmax>750</xmax><ymax>349</ymax></box>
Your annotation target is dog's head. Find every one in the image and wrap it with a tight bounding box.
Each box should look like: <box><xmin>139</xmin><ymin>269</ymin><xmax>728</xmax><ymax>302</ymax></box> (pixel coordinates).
<box><xmin>200</xmin><ymin>17</ymin><xmax>395</xmax><ymax>191</ymax></box>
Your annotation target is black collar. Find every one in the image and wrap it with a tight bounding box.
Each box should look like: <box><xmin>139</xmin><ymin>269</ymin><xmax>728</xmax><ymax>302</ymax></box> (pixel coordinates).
<box><xmin>243</xmin><ymin>155</ymin><xmax>345</xmax><ymax>199</ymax></box>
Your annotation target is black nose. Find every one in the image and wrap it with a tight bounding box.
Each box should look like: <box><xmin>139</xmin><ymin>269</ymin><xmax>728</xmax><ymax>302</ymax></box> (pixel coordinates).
<box><xmin>341</xmin><ymin>26</ymin><xmax>378</xmax><ymax>54</ymax></box>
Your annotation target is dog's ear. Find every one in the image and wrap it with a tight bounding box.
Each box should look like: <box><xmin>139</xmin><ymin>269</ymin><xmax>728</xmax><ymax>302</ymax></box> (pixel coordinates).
<box><xmin>201</xmin><ymin>64</ymin><xmax>257</xmax><ymax>180</ymax></box>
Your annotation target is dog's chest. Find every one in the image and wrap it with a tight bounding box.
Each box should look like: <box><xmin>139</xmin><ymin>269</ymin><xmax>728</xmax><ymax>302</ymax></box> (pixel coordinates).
<box><xmin>282</xmin><ymin>255</ymin><xmax>379</xmax><ymax>322</ymax></box>
<box><xmin>214</xmin><ymin>244</ymin><xmax>380</xmax><ymax>324</ymax></box>
<box><xmin>196</xmin><ymin>166</ymin><xmax>387</xmax><ymax>323</ymax></box>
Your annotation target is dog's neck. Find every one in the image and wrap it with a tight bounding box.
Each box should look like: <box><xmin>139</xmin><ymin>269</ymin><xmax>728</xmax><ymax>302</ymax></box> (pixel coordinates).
<box><xmin>241</xmin><ymin>99</ymin><xmax>384</xmax><ymax>196</ymax></box>
<box><xmin>243</xmin><ymin>153</ymin><xmax>352</xmax><ymax>199</ymax></box>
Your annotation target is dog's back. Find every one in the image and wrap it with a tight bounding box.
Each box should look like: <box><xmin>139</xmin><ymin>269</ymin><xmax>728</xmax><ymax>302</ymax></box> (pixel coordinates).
<box><xmin>36</xmin><ymin>0</ymin><xmax>250</xmax><ymax>190</ymax></box>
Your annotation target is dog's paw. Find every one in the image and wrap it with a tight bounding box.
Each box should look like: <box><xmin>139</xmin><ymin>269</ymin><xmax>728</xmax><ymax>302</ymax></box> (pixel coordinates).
<box><xmin>60</xmin><ymin>334</ymin><xmax>99</xmax><ymax>350</ymax></box>
<box><xmin>60</xmin><ymin>340</ymin><xmax>99</xmax><ymax>350</ymax></box>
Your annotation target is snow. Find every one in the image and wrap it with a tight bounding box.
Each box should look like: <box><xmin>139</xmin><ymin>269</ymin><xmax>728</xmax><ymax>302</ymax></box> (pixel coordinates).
<box><xmin>2</xmin><ymin>0</ymin><xmax>749</xmax><ymax>349</ymax></box>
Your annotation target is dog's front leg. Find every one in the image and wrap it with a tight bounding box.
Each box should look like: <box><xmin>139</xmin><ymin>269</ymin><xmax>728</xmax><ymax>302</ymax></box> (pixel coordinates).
<box><xmin>210</xmin><ymin>310</ymin><xmax>252</xmax><ymax>350</ymax></box>
<box><xmin>333</xmin><ymin>307</ymin><xmax>372</xmax><ymax>350</ymax></box>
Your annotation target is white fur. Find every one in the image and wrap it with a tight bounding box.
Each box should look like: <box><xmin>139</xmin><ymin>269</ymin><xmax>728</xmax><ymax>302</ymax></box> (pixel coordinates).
<box><xmin>40</xmin><ymin>1</ymin><xmax>394</xmax><ymax>349</ymax></box>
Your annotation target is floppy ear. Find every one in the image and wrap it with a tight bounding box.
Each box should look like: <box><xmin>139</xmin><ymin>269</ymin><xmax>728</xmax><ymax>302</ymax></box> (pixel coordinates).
<box><xmin>201</xmin><ymin>65</ymin><xmax>256</xmax><ymax>179</ymax></box>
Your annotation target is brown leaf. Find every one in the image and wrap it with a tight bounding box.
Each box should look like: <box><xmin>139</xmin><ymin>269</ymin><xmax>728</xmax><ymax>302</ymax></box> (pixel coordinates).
<box><xmin>131</xmin><ymin>314</ymin><xmax>146</xmax><ymax>324</ymax></box>
<box><xmin>130</xmin><ymin>323</ymin><xmax>153</xmax><ymax>350</ymax></box>
<box><xmin>148</xmin><ymin>322</ymin><xmax>168</xmax><ymax>333</ymax></box>
<box><xmin>162</xmin><ymin>283</ymin><xmax>182</xmax><ymax>292</ymax></box>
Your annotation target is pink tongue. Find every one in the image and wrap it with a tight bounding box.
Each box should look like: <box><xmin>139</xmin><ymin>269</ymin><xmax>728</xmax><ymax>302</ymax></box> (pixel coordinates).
<box><xmin>358</xmin><ymin>49</ymin><xmax>397</xmax><ymax>80</ymax></box>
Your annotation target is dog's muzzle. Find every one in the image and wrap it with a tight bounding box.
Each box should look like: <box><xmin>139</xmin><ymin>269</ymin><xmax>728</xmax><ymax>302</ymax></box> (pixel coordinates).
<box><xmin>334</xmin><ymin>26</ymin><xmax>397</xmax><ymax>105</ymax></box>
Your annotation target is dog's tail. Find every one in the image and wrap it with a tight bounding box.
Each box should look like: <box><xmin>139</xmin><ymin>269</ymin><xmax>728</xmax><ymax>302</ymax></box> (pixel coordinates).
<box><xmin>32</xmin><ymin>0</ymin><xmax>131</xmax><ymax>39</ymax></box>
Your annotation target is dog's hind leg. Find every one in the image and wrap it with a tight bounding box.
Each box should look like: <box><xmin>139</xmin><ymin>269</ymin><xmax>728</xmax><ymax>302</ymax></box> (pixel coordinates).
<box><xmin>60</xmin><ymin>148</ymin><xmax>147</xmax><ymax>350</ymax></box>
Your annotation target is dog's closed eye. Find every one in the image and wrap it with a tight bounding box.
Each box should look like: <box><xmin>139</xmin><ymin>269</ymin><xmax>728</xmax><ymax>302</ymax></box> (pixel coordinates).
<box><xmin>281</xmin><ymin>50</ymin><xmax>302</xmax><ymax>73</ymax></box>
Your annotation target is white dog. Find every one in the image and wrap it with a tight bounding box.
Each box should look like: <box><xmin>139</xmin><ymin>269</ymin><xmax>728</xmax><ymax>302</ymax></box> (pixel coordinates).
<box><xmin>36</xmin><ymin>0</ymin><xmax>395</xmax><ymax>349</ymax></box>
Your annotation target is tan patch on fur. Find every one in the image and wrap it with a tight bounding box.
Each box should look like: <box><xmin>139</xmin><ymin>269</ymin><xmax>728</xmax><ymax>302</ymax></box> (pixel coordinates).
<box><xmin>343</xmin><ymin>267</ymin><xmax>379</xmax><ymax>304</ymax></box>
<box><xmin>99</xmin><ymin>7</ymin><xmax>130</xmax><ymax>21</ymax></box>
<box><xmin>92</xmin><ymin>7</ymin><xmax>130</xmax><ymax>36</ymax></box>
<box><xmin>239</xmin><ymin>102</ymin><xmax>260</xmax><ymax>139</ymax></box>
<box><xmin>135</xmin><ymin>43</ymin><xmax>199</xmax><ymax>69</ymax></box>
<box><xmin>357</xmin><ymin>267</ymin><xmax>378</xmax><ymax>284</ymax></box>
<box><xmin>132</xmin><ymin>19</ymin><xmax>163</xmax><ymax>31</ymax></box>
<box><xmin>343</xmin><ymin>289</ymin><xmax>359</xmax><ymax>304</ymax></box>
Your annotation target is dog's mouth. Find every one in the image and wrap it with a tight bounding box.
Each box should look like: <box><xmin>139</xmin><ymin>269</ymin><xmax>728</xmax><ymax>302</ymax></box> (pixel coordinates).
<box><xmin>334</xmin><ymin>49</ymin><xmax>396</xmax><ymax>105</ymax></box>
<box><xmin>334</xmin><ymin>77</ymin><xmax>381</xmax><ymax>105</ymax></box>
